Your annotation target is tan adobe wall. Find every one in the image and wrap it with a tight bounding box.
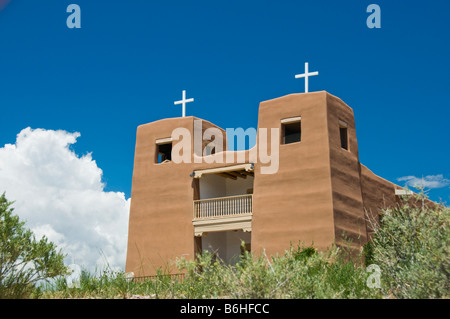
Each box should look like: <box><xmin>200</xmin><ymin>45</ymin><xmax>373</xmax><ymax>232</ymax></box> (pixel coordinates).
<box><xmin>359</xmin><ymin>164</ymin><xmax>400</xmax><ymax>239</ymax></box>
<box><xmin>326</xmin><ymin>93</ymin><xmax>368</xmax><ymax>248</ymax></box>
<box><xmin>126</xmin><ymin>117</ymin><xmax>250</xmax><ymax>276</ymax></box>
<box><xmin>251</xmin><ymin>92</ymin><xmax>336</xmax><ymax>256</ymax></box>
<box><xmin>125</xmin><ymin>117</ymin><xmax>197</xmax><ymax>276</ymax></box>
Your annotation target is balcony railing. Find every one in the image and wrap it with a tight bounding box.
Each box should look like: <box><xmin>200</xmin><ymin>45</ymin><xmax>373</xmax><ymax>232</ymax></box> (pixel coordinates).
<box><xmin>193</xmin><ymin>194</ymin><xmax>253</xmax><ymax>220</ymax></box>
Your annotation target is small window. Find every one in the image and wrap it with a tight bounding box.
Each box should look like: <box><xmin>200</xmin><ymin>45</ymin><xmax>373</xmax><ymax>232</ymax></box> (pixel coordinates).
<box><xmin>155</xmin><ymin>140</ymin><xmax>172</xmax><ymax>164</ymax></box>
<box><xmin>281</xmin><ymin>117</ymin><xmax>301</xmax><ymax>145</ymax></box>
<box><xmin>339</xmin><ymin>121</ymin><xmax>348</xmax><ymax>150</ymax></box>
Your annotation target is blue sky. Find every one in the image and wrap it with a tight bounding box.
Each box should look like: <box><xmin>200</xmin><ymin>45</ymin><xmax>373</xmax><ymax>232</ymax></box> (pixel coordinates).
<box><xmin>1</xmin><ymin>0</ymin><xmax>449</xmax><ymax>203</ymax></box>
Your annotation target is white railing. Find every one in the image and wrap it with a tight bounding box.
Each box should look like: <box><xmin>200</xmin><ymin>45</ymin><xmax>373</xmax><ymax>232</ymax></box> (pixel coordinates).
<box><xmin>193</xmin><ymin>194</ymin><xmax>253</xmax><ymax>220</ymax></box>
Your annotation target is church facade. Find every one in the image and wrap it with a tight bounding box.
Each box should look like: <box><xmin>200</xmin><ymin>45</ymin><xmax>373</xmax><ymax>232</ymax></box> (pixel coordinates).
<box><xmin>125</xmin><ymin>91</ymin><xmax>404</xmax><ymax>277</ymax></box>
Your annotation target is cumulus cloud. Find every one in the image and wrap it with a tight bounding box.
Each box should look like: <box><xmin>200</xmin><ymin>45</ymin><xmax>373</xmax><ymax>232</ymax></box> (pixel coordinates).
<box><xmin>0</xmin><ymin>127</ymin><xmax>130</xmax><ymax>272</ymax></box>
<box><xmin>397</xmin><ymin>174</ymin><xmax>450</xmax><ymax>190</ymax></box>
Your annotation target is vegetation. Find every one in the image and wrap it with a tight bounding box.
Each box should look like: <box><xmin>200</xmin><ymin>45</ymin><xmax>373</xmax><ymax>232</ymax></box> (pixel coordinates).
<box><xmin>36</xmin><ymin>243</ymin><xmax>379</xmax><ymax>299</ymax></box>
<box><xmin>365</xmin><ymin>196</ymin><xmax>449</xmax><ymax>298</ymax></box>
<box><xmin>1</xmin><ymin>192</ymin><xmax>448</xmax><ymax>299</ymax></box>
<box><xmin>0</xmin><ymin>193</ymin><xmax>68</xmax><ymax>298</ymax></box>
<box><xmin>175</xmin><ymin>244</ymin><xmax>380</xmax><ymax>299</ymax></box>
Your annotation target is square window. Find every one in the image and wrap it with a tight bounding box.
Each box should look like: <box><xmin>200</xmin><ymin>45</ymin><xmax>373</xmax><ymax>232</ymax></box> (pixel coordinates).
<box><xmin>156</xmin><ymin>142</ymin><xmax>172</xmax><ymax>163</ymax></box>
<box><xmin>281</xmin><ymin>118</ymin><xmax>301</xmax><ymax>145</ymax></box>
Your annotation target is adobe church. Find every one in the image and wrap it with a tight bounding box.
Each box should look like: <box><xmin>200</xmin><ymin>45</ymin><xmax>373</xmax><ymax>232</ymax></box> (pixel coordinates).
<box><xmin>125</xmin><ymin>90</ymin><xmax>408</xmax><ymax>277</ymax></box>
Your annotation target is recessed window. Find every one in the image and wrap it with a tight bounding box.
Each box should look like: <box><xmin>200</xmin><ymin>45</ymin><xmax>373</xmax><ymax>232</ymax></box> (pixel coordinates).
<box><xmin>155</xmin><ymin>138</ymin><xmax>172</xmax><ymax>164</ymax></box>
<box><xmin>281</xmin><ymin>117</ymin><xmax>301</xmax><ymax>145</ymax></box>
<box><xmin>339</xmin><ymin>120</ymin><xmax>348</xmax><ymax>150</ymax></box>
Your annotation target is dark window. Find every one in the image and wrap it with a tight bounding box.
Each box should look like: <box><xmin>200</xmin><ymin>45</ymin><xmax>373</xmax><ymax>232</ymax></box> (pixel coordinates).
<box><xmin>156</xmin><ymin>143</ymin><xmax>172</xmax><ymax>163</ymax></box>
<box><xmin>339</xmin><ymin>125</ymin><xmax>348</xmax><ymax>150</ymax></box>
<box><xmin>282</xmin><ymin>121</ymin><xmax>301</xmax><ymax>144</ymax></box>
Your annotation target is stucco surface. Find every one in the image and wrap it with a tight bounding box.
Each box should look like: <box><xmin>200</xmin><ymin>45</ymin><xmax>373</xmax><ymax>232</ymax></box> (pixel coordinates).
<box><xmin>125</xmin><ymin>91</ymin><xmax>412</xmax><ymax>276</ymax></box>
<box><xmin>252</xmin><ymin>92</ymin><xmax>335</xmax><ymax>256</ymax></box>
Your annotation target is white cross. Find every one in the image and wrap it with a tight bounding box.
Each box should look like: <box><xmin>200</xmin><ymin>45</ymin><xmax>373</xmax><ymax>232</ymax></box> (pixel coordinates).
<box><xmin>174</xmin><ymin>90</ymin><xmax>194</xmax><ymax>117</ymax></box>
<box><xmin>295</xmin><ymin>62</ymin><xmax>319</xmax><ymax>93</ymax></box>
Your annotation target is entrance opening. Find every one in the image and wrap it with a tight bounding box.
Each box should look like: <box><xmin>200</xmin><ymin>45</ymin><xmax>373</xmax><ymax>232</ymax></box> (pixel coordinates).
<box><xmin>198</xmin><ymin>172</ymin><xmax>254</xmax><ymax>200</ymax></box>
<box><xmin>201</xmin><ymin>230</ymin><xmax>251</xmax><ymax>265</ymax></box>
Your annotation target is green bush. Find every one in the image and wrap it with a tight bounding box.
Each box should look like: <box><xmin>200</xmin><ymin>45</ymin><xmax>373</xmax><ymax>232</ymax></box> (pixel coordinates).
<box><xmin>368</xmin><ymin>197</ymin><xmax>450</xmax><ymax>298</ymax></box>
<box><xmin>0</xmin><ymin>193</ymin><xmax>68</xmax><ymax>298</ymax></box>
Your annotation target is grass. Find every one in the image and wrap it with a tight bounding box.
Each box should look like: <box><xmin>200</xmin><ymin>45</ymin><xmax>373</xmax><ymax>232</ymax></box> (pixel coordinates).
<box><xmin>33</xmin><ymin>243</ymin><xmax>381</xmax><ymax>299</ymax></box>
<box><xmin>6</xmin><ymin>197</ymin><xmax>450</xmax><ymax>299</ymax></box>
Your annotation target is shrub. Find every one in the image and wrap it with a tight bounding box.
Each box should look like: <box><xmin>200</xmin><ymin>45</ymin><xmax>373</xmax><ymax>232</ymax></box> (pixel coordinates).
<box><xmin>368</xmin><ymin>196</ymin><xmax>450</xmax><ymax>298</ymax></box>
<box><xmin>176</xmin><ymin>243</ymin><xmax>380</xmax><ymax>299</ymax></box>
<box><xmin>0</xmin><ymin>193</ymin><xmax>69</xmax><ymax>298</ymax></box>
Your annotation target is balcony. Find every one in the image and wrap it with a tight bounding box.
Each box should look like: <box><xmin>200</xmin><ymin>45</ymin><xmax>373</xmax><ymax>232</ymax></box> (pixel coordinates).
<box><xmin>193</xmin><ymin>194</ymin><xmax>253</xmax><ymax>236</ymax></box>
<box><xmin>194</xmin><ymin>194</ymin><xmax>253</xmax><ymax>219</ymax></box>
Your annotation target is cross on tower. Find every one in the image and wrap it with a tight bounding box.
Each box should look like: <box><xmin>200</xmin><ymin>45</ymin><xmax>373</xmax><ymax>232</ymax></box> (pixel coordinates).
<box><xmin>295</xmin><ymin>62</ymin><xmax>319</xmax><ymax>93</ymax></box>
<box><xmin>174</xmin><ymin>90</ymin><xmax>194</xmax><ymax>117</ymax></box>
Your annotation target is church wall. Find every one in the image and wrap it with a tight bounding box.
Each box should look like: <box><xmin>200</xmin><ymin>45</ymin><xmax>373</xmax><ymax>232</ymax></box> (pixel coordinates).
<box><xmin>359</xmin><ymin>164</ymin><xmax>400</xmax><ymax>239</ymax></box>
<box><xmin>125</xmin><ymin>91</ymin><xmax>418</xmax><ymax>277</ymax></box>
<box><xmin>251</xmin><ymin>92</ymin><xmax>336</xmax><ymax>257</ymax></box>
<box><xmin>326</xmin><ymin>93</ymin><xmax>368</xmax><ymax>248</ymax></box>
<box><xmin>125</xmin><ymin>117</ymin><xmax>197</xmax><ymax>276</ymax></box>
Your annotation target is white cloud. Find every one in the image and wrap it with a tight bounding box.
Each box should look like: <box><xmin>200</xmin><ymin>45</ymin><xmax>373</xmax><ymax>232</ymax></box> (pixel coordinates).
<box><xmin>397</xmin><ymin>174</ymin><xmax>450</xmax><ymax>190</ymax></box>
<box><xmin>0</xmin><ymin>127</ymin><xmax>130</xmax><ymax>272</ymax></box>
